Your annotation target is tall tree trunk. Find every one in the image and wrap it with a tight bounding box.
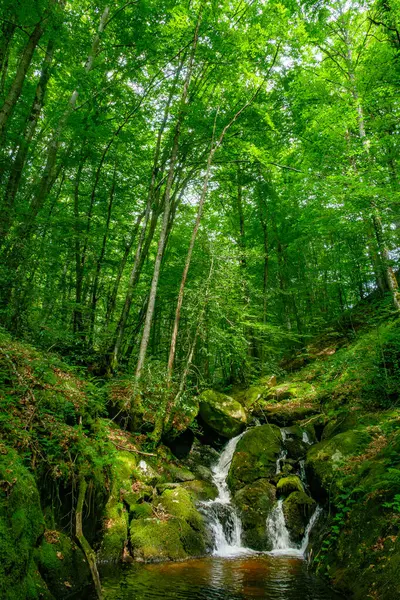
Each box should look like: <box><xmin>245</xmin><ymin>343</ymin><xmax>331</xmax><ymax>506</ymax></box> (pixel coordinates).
<box><xmin>89</xmin><ymin>164</ymin><xmax>117</xmax><ymax>345</ymax></box>
<box><xmin>3</xmin><ymin>6</ymin><xmax>110</xmax><ymax>267</ymax></box>
<box><xmin>0</xmin><ymin>20</ymin><xmax>17</xmax><ymax>96</ymax></box>
<box><xmin>135</xmin><ymin>6</ymin><xmax>203</xmax><ymax>382</ymax></box>
<box><xmin>73</xmin><ymin>154</ymin><xmax>87</xmax><ymax>336</ymax></box>
<box><xmin>344</xmin><ymin>26</ymin><xmax>400</xmax><ymax>309</ymax></box>
<box><xmin>0</xmin><ymin>18</ymin><xmax>47</xmax><ymax>138</ymax></box>
<box><xmin>104</xmin><ymin>210</ymin><xmax>145</xmax><ymax>330</ymax></box>
<box><xmin>1</xmin><ymin>39</ymin><xmax>55</xmax><ymax>241</ymax></box>
<box><xmin>166</xmin><ymin>52</ymin><xmax>280</xmax><ymax>380</ymax></box>
<box><xmin>109</xmin><ymin>57</ymin><xmax>185</xmax><ymax>371</ymax></box>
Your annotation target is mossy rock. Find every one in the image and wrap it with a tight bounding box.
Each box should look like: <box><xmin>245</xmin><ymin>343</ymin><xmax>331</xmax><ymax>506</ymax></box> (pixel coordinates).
<box><xmin>199</xmin><ymin>390</ymin><xmax>247</xmax><ymax>438</ymax></box>
<box><xmin>233</xmin><ymin>478</ymin><xmax>276</xmax><ymax>550</ymax></box>
<box><xmin>130</xmin><ymin>487</ymin><xmax>207</xmax><ymax>561</ymax></box>
<box><xmin>130</xmin><ymin>503</ymin><xmax>153</xmax><ymax>520</ymax></box>
<box><xmin>233</xmin><ymin>385</ymin><xmax>268</xmax><ymax>409</ymax></box>
<box><xmin>98</xmin><ymin>449</ymin><xmax>138</xmax><ymax>563</ymax></box>
<box><xmin>306</xmin><ymin>429</ymin><xmax>371</xmax><ymax>501</ymax></box>
<box><xmin>321</xmin><ymin>411</ymin><xmax>380</xmax><ymax>441</ymax></box>
<box><xmin>192</xmin><ymin>464</ymin><xmax>214</xmax><ymax>482</ymax></box>
<box><xmin>181</xmin><ymin>480</ymin><xmax>218</xmax><ymax>502</ymax></box>
<box><xmin>36</xmin><ymin>532</ymin><xmax>90</xmax><ymax>599</ymax></box>
<box><xmin>266</xmin><ymin>381</ymin><xmax>315</xmax><ymax>402</ymax></box>
<box><xmin>256</xmin><ymin>400</ymin><xmax>320</xmax><ymax>427</ymax></box>
<box><xmin>227</xmin><ymin>424</ymin><xmax>282</xmax><ymax>492</ymax></box>
<box><xmin>277</xmin><ymin>475</ymin><xmax>304</xmax><ymax>496</ymax></box>
<box><xmin>282</xmin><ymin>425</ymin><xmax>310</xmax><ymax>460</ymax></box>
<box><xmin>283</xmin><ymin>491</ymin><xmax>316</xmax><ymax>543</ymax></box>
<box><xmin>167</xmin><ymin>464</ymin><xmax>196</xmax><ymax>482</ymax></box>
<box><xmin>0</xmin><ymin>447</ymin><xmax>49</xmax><ymax>599</ymax></box>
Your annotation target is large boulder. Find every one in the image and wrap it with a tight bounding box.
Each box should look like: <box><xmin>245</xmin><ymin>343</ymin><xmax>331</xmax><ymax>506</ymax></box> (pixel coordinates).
<box><xmin>306</xmin><ymin>429</ymin><xmax>371</xmax><ymax>501</ymax></box>
<box><xmin>0</xmin><ymin>447</ymin><xmax>52</xmax><ymax>600</ymax></box>
<box><xmin>227</xmin><ymin>424</ymin><xmax>282</xmax><ymax>492</ymax></box>
<box><xmin>36</xmin><ymin>532</ymin><xmax>91</xmax><ymax>599</ymax></box>
<box><xmin>198</xmin><ymin>390</ymin><xmax>247</xmax><ymax>438</ymax></box>
<box><xmin>130</xmin><ymin>487</ymin><xmax>208</xmax><ymax>561</ymax></box>
<box><xmin>283</xmin><ymin>491</ymin><xmax>316</xmax><ymax>543</ymax></box>
<box><xmin>233</xmin><ymin>478</ymin><xmax>276</xmax><ymax>550</ymax></box>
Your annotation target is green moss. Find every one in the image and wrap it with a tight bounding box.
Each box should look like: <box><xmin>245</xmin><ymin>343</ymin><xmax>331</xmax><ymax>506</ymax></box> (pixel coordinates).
<box><xmin>277</xmin><ymin>475</ymin><xmax>304</xmax><ymax>496</ymax></box>
<box><xmin>130</xmin><ymin>487</ymin><xmax>207</xmax><ymax>561</ymax></box>
<box><xmin>0</xmin><ymin>447</ymin><xmax>48</xmax><ymax>600</ymax></box>
<box><xmin>98</xmin><ymin>449</ymin><xmax>138</xmax><ymax>562</ymax></box>
<box><xmin>283</xmin><ymin>491</ymin><xmax>316</xmax><ymax>543</ymax></box>
<box><xmin>181</xmin><ymin>480</ymin><xmax>218</xmax><ymax>502</ymax></box>
<box><xmin>306</xmin><ymin>429</ymin><xmax>371</xmax><ymax>500</ymax></box>
<box><xmin>199</xmin><ymin>390</ymin><xmax>247</xmax><ymax>438</ymax></box>
<box><xmin>167</xmin><ymin>465</ymin><xmax>196</xmax><ymax>482</ymax></box>
<box><xmin>36</xmin><ymin>532</ymin><xmax>90</xmax><ymax>598</ymax></box>
<box><xmin>227</xmin><ymin>424</ymin><xmax>282</xmax><ymax>492</ymax></box>
<box><xmin>233</xmin><ymin>478</ymin><xmax>276</xmax><ymax>550</ymax></box>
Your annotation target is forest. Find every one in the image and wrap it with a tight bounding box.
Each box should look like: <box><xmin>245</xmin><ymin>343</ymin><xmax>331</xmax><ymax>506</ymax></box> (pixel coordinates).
<box><xmin>1</xmin><ymin>0</ymin><xmax>400</xmax><ymax>599</ymax></box>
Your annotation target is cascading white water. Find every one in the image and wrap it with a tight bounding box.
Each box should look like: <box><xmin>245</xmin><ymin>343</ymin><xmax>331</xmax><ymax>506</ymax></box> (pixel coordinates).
<box><xmin>267</xmin><ymin>499</ymin><xmax>292</xmax><ymax>550</ymax></box>
<box><xmin>275</xmin><ymin>429</ymin><xmax>287</xmax><ymax>474</ymax></box>
<box><xmin>201</xmin><ymin>433</ymin><xmax>248</xmax><ymax>557</ymax></box>
<box><xmin>267</xmin><ymin>499</ymin><xmax>322</xmax><ymax>557</ymax></box>
<box><xmin>201</xmin><ymin>426</ymin><xmax>321</xmax><ymax>559</ymax></box>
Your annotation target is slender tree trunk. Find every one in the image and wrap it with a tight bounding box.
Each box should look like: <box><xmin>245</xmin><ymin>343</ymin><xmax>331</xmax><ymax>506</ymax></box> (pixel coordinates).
<box><xmin>89</xmin><ymin>165</ymin><xmax>117</xmax><ymax>345</ymax></box>
<box><xmin>109</xmin><ymin>58</ymin><xmax>184</xmax><ymax>371</ymax></box>
<box><xmin>344</xmin><ymin>27</ymin><xmax>400</xmax><ymax>309</ymax></box>
<box><xmin>73</xmin><ymin>152</ymin><xmax>87</xmax><ymax>336</ymax></box>
<box><xmin>3</xmin><ymin>7</ymin><xmax>110</xmax><ymax>266</ymax></box>
<box><xmin>0</xmin><ymin>20</ymin><xmax>17</xmax><ymax>96</ymax></box>
<box><xmin>0</xmin><ymin>18</ymin><xmax>47</xmax><ymax>138</ymax></box>
<box><xmin>1</xmin><ymin>39</ymin><xmax>55</xmax><ymax>241</ymax></box>
<box><xmin>166</xmin><ymin>52</ymin><xmax>280</xmax><ymax>379</ymax></box>
<box><xmin>135</xmin><ymin>7</ymin><xmax>203</xmax><ymax>382</ymax></box>
<box><xmin>104</xmin><ymin>211</ymin><xmax>145</xmax><ymax>329</ymax></box>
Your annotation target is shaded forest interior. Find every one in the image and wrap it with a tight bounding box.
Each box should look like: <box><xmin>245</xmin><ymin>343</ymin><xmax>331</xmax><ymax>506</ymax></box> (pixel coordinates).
<box><xmin>1</xmin><ymin>0</ymin><xmax>400</xmax><ymax>424</ymax></box>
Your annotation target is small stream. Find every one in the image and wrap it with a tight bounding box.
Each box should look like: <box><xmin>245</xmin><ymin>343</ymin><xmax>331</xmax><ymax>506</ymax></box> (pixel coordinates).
<box><xmin>91</xmin><ymin>428</ymin><xmax>346</xmax><ymax>599</ymax></box>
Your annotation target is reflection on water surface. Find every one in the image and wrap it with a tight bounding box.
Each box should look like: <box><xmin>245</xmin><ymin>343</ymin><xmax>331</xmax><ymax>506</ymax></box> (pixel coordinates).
<box><xmin>91</xmin><ymin>555</ymin><xmax>345</xmax><ymax>600</ymax></box>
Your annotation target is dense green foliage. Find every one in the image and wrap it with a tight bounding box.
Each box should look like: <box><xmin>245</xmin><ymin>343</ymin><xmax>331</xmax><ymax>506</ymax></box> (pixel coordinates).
<box><xmin>1</xmin><ymin>0</ymin><xmax>400</xmax><ymax>597</ymax></box>
<box><xmin>0</xmin><ymin>0</ymin><xmax>399</xmax><ymax>414</ymax></box>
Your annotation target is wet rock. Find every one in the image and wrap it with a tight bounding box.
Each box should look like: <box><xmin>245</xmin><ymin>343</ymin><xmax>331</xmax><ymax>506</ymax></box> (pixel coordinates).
<box><xmin>233</xmin><ymin>478</ymin><xmax>276</xmax><ymax>550</ymax></box>
<box><xmin>283</xmin><ymin>491</ymin><xmax>316</xmax><ymax>544</ymax></box>
<box><xmin>181</xmin><ymin>479</ymin><xmax>218</xmax><ymax>502</ymax></box>
<box><xmin>227</xmin><ymin>424</ymin><xmax>282</xmax><ymax>492</ymax></box>
<box><xmin>283</xmin><ymin>425</ymin><xmax>309</xmax><ymax>460</ymax></box>
<box><xmin>199</xmin><ymin>390</ymin><xmax>247</xmax><ymax>438</ymax></box>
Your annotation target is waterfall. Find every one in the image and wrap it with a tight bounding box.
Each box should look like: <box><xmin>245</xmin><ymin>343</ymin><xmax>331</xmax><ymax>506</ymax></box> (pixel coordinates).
<box><xmin>200</xmin><ymin>433</ymin><xmax>248</xmax><ymax>557</ymax></box>
<box><xmin>267</xmin><ymin>499</ymin><xmax>292</xmax><ymax>551</ymax></box>
<box><xmin>200</xmin><ymin>427</ymin><xmax>321</xmax><ymax>559</ymax></box>
<box><xmin>267</xmin><ymin>499</ymin><xmax>322</xmax><ymax>557</ymax></box>
<box><xmin>275</xmin><ymin>429</ymin><xmax>287</xmax><ymax>474</ymax></box>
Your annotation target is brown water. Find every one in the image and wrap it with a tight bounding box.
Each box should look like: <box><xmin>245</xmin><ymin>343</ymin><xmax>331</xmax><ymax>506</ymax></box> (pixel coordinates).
<box><xmin>94</xmin><ymin>555</ymin><xmax>345</xmax><ymax>600</ymax></box>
